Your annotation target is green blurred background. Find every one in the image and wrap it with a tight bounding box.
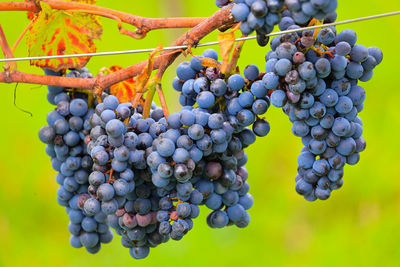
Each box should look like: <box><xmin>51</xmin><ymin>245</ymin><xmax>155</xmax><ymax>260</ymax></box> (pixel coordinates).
<box><xmin>0</xmin><ymin>0</ymin><xmax>400</xmax><ymax>266</ymax></box>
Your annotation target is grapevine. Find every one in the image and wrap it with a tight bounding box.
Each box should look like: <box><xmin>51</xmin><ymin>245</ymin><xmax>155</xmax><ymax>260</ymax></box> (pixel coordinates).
<box><xmin>0</xmin><ymin>0</ymin><xmax>386</xmax><ymax>260</ymax></box>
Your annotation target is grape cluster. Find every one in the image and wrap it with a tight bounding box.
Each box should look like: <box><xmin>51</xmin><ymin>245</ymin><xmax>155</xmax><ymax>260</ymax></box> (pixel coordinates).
<box><xmin>215</xmin><ymin>1</ymin><xmax>337</xmax><ymax>47</ymax></box>
<box><xmin>79</xmin><ymin>89</ymin><xmax>255</xmax><ymax>258</ymax></box>
<box><xmin>40</xmin><ymin>46</ymin><xmax>272</xmax><ymax>259</ymax></box>
<box><xmin>39</xmin><ymin>68</ymin><xmax>113</xmax><ymax>254</ymax></box>
<box><xmin>85</xmin><ymin>48</ymin><xmax>266</xmax><ymax>257</ymax></box>
<box><xmin>266</xmin><ymin>22</ymin><xmax>382</xmax><ymax>200</ymax></box>
<box><xmin>37</xmin><ymin>66</ymin><xmax>248</xmax><ymax>259</ymax></box>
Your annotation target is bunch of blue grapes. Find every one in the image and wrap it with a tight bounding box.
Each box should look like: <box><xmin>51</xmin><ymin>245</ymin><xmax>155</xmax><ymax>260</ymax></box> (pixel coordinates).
<box><xmin>265</xmin><ymin>22</ymin><xmax>382</xmax><ymax>200</ymax></box>
<box><xmin>215</xmin><ymin>1</ymin><xmax>337</xmax><ymax>46</ymax></box>
<box><xmin>43</xmin><ymin>68</ymin><xmax>256</xmax><ymax>260</ymax></box>
<box><xmin>39</xmin><ymin>68</ymin><xmax>113</xmax><ymax>253</ymax></box>
<box><xmin>84</xmin><ymin>82</ymin><xmax>256</xmax><ymax>258</ymax></box>
<box><xmin>59</xmin><ymin>48</ymin><xmax>263</xmax><ymax>259</ymax></box>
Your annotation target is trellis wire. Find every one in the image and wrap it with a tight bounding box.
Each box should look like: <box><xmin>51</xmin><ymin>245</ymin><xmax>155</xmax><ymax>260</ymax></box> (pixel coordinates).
<box><xmin>0</xmin><ymin>11</ymin><xmax>399</xmax><ymax>63</ymax></box>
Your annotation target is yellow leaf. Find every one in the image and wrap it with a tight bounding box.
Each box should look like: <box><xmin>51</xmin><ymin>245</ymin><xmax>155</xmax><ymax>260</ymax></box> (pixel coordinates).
<box><xmin>218</xmin><ymin>31</ymin><xmax>236</xmax><ymax>74</ymax></box>
<box><xmin>218</xmin><ymin>23</ymin><xmax>241</xmax><ymax>74</ymax></box>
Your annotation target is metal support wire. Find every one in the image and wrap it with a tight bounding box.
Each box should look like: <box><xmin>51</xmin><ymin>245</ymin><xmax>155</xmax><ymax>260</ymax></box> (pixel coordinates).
<box><xmin>0</xmin><ymin>11</ymin><xmax>399</xmax><ymax>63</ymax></box>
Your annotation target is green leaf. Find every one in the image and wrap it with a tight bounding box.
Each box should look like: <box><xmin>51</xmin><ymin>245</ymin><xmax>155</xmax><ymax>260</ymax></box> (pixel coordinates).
<box><xmin>26</xmin><ymin>2</ymin><xmax>102</xmax><ymax>72</ymax></box>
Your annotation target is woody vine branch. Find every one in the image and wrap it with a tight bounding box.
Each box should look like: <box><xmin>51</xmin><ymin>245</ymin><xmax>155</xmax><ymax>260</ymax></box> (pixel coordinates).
<box><xmin>0</xmin><ymin>1</ymin><xmax>235</xmax><ymax>91</ymax></box>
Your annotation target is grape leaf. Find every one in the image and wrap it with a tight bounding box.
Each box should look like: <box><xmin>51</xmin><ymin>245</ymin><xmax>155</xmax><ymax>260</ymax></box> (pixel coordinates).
<box><xmin>26</xmin><ymin>2</ymin><xmax>102</xmax><ymax>72</ymax></box>
<box><xmin>218</xmin><ymin>30</ymin><xmax>236</xmax><ymax>74</ymax></box>
<box><xmin>109</xmin><ymin>66</ymin><xmax>136</xmax><ymax>103</ymax></box>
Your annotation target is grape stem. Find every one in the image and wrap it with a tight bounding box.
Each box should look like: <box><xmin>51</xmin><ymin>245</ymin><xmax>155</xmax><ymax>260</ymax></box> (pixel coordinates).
<box><xmin>143</xmin><ymin>83</ymin><xmax>156</xmax><ymax>119</ymax></box>
<box><xmin>0</xmin><ymin>4</ymin><xmax>235</xmax><ymax>90</ymax></box>
<box><xmin>131</xmin><ymin>92</ymin><xmax>143</xmax><ymax>109</ymax></box>
<box><xmin>156</xmin><ymin>83</ymin><xmax>170</xmax><ymax>119</ymax></box>
<box><xmin>0</xmin><ymin>0</ymin><xmax>207</xmax><ymax>38</ymax></box>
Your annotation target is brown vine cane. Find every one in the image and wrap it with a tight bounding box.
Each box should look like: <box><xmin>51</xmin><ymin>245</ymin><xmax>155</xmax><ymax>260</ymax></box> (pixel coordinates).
<box><xmin>0</xmin><ymin>3</ymin><xmax>235</xmax><ymax>92</ymax></box>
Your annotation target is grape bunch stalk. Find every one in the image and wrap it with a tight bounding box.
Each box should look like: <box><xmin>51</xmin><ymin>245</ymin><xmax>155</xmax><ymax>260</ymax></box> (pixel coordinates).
<box><xmin>29</xmin><ymin>0</ymin><xmax>384</xmax><ymax>261</ymax></box>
